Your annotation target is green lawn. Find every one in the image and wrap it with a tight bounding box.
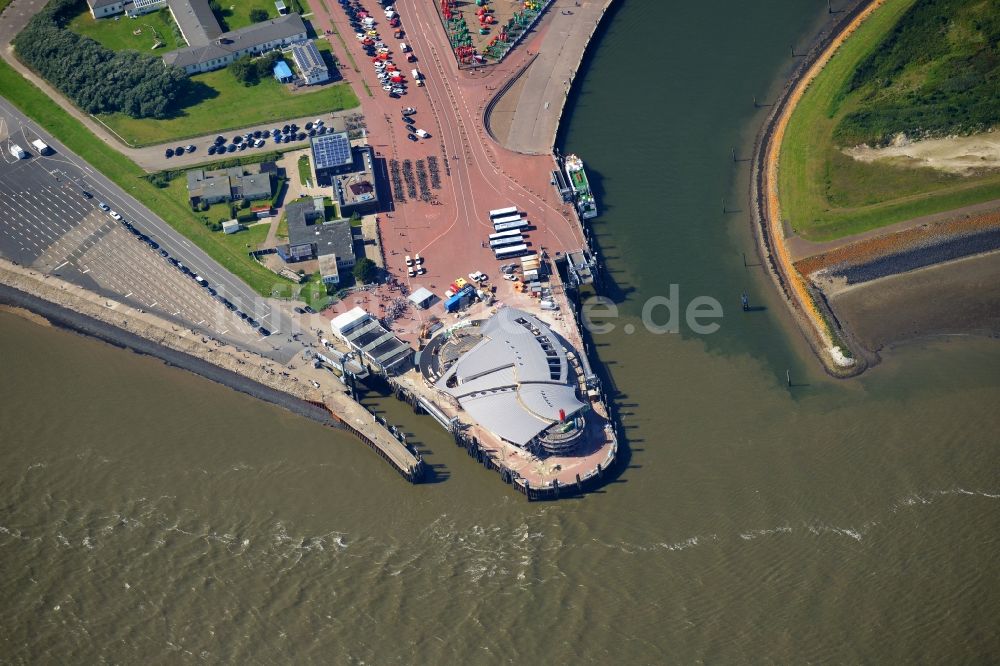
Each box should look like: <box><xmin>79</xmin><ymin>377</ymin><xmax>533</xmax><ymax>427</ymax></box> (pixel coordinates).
<box><xmin>218</xmin><ymin>221</ymin><xmax>270</xmax><ymax>252</ymax></box>
<box><xmin>99</xmin><ymin>68</ymin><xmax>359</xmax><ymax>147</ymax></box>
<box><xmin>778</xmin><ymin>0</ymin><xmax>1000</xmax><ymax>241</ymax></box>
<box><xmin>68</xmin><ymin>6</ymin><xmax>183</xmax><ymax>52</ymax></box>
<box><xmin>297</xmin><ymin>155</ymin><xmax>312</xmax><ymax>185</ymax></box>
<box><xmin>275</xmin><ymin>212</ymin><xmax>288</xmax><ymax>240</ymax></box>
<box><xmin>0</xmin><ymin>57</ymin><xmax>288</xmax><ymax>295</ymax></box>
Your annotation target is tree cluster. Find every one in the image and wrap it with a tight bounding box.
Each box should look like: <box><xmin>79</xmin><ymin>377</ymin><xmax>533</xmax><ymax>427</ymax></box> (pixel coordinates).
<box><xmin>353</xmin><ymin>258</ymin><xmax>377</xmax><ymax>285</ymax></box>
<box><xmin>834</xmin><ymin>0</ymin><xmax>1000</xmax><ymax>146</ymax></box>
<box><xmin>228</xmin><ymin>51</ymin><xmax>280</xmax><ymax>86</ymax></box>
<box><xmin>13</xmin><ymin>0</ymin><xmax>188</xmax><ymax>119</ymax></box>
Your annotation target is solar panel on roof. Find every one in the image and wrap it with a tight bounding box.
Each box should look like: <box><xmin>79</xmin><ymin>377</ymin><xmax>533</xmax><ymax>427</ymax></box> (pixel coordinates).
<box><xmin>311</xmin><ymin>133</ymin><xmax>352</xmax><ymax>170</ymax></box>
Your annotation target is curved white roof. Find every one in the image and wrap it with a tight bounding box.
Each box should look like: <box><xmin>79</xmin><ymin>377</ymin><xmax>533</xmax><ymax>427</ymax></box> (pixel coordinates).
<box><xmin>435</xmin><ymin>308</ymin><xmax>585</xmax><ymax>446</ymax></box>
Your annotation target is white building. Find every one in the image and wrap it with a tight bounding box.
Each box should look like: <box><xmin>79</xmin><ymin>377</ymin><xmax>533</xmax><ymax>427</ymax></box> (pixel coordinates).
<box><xmin>291</xmin><ymin>41</ymin><xmax>330</xmax><ymax>85</ymax></box>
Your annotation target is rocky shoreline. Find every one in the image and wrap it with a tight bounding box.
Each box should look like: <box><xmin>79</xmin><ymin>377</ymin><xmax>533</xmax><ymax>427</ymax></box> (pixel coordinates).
<box><xmin>749</xmin><ymin>0</ymin><xmax>878</xmax><ymax>378</ymax></box>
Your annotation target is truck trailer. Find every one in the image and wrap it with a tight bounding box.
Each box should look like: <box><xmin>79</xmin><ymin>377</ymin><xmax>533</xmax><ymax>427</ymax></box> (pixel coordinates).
<box><xmin>31</xmin><ymin>139</ymin><xmax>51</xmax><ymax>155</ymax></box>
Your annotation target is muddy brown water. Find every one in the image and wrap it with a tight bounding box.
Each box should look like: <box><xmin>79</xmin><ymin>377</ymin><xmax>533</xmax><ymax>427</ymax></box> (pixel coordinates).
<box><xmin>2</xmin><ymin>0</ymin><xmax>999</xmax><ymax>661</ymax></box>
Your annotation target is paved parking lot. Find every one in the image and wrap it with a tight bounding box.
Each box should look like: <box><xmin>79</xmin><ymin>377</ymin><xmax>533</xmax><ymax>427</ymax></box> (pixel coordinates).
<box><xmin>0</xmin><ymin>103</ymin><xmax>298</xmax><ymax>352</ymax></box>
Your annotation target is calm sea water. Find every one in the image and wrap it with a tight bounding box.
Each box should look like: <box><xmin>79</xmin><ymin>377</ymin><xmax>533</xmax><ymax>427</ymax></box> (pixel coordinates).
<box><xmin>2</xmin><ymin>0</ymin><xmax>999</xmax><ymax>662</ymax></box>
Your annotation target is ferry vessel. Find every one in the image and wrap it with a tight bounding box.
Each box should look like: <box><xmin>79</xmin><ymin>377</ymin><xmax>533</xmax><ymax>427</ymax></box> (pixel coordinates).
<box><xmin>564</xmin><ymin>154</ymin><xmax>598</xmax><ymax>220</ymax></box>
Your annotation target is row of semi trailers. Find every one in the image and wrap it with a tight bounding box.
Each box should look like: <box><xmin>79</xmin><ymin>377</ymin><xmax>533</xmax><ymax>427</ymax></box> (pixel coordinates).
<box><xmin>488</xmin><ymin>207</ymin><xmax>529</xmax><ymax>259</ymax></box>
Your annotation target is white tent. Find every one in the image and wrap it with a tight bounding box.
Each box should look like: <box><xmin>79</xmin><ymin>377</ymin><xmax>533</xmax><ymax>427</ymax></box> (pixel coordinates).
<box><xmin>407</xmin><ymin>287</ymin><xmax>435</xmax><ymax>309</ymax></box>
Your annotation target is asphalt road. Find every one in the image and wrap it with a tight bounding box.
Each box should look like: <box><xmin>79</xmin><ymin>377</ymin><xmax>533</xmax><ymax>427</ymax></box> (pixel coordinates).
<box><xmin>0</xmin><ymin>94</ymin><xmax>310</xmax><ymax>358</ymax></box>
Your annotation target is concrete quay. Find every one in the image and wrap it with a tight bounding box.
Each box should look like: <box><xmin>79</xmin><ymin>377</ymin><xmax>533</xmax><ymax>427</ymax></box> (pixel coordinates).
<box><xmin>487</xmin><ymin>0</ymin><xmax>617</xmax><ymax>155</ymax></box>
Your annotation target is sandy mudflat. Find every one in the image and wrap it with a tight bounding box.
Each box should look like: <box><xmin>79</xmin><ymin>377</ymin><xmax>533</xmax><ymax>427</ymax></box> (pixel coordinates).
<box><xmin>0</xmin><ymin>304</ymin><xmax>52</xmax><ymax>327</ymax></box>
<box><xmin>844</xmin><ymin>131</ymin><xmax>1000</xmax><ymax>175</ymax></box>
<box><xmin>828</xmin><ymin>250</ymin><xmax>1000</xmax><ymax>351</ymax></box>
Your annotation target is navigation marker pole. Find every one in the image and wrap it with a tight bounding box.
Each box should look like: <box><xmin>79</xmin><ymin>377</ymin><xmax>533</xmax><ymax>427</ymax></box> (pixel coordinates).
<box><xmin>786</xmin><ymin>369</ymin><xmax>792</xmax><ymax>387</ymax></box>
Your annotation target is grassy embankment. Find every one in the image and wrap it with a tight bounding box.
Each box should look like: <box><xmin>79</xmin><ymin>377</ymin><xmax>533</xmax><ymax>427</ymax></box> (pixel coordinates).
<box><xmin>779</xmin><ymin>0</ymin><xmax>1000</xmax><ymax>241</ymax></box>
<box><xmin>0</xmin><ymin>58</ymin><xmax>285</xmax><ymax>295</ymax></box>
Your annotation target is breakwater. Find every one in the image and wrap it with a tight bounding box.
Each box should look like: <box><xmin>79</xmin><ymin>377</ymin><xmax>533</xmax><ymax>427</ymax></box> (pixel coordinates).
<box><xmin>0</xmin><ymin>283</ymin><xmax>342</xmax><ymax>427</ymax></box>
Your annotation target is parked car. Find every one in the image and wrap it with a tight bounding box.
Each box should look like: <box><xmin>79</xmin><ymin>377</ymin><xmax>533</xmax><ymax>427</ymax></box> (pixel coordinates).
<box><xmin>164</xmin><ymin>148</ymin><xmax>174</xmax><ymax>158</ymax></box>
<box><xmin>175</xmin><ymin>146</ymin><xmax>185</xmax><ymax>155</ymax></box>
<box><xmin>303</xmin><ymin>305</ymin><xmax>316</xmax><ymax>314</ymax></box>
<box><xmin>227</xmin><ymin>144</ymin><xmax>237</xmax><ymax>153</ymax></box>
<box><xmin>402</xmin><ymin>107</ymin><xmax>416</xmax><ymax>115</ymax></box>
<box><xmin>207</xmin><ymin>145</ymin><xmax>217</xmax><ymax>155</ymax></box>
<box><xmin>109</xmin><ymin>211</ymin><xmax>122</xmax><ymax>221</ymax></box>
<box><xmin>405</xmin><ymin>255</ymin><xmax>413</xmax><ymax>266</ymax></box>
<box><xmin>185</xmin><ymin>145</ymin><xmax>196</xmax><ymax>153</ymax></box>
<box><xmin>98</xmin><ymin>201</ymin><xmax>110</xmax><ymax>211</ymax></box>
<box><xmin>406</xmin><ymin>133</ymin><xmax>417</xmax><ymax>141</ymax></box>
<box><xmin>80</xmin><ymin>190</ymin><xmax>93</xmax><ymax>199</ymax></box>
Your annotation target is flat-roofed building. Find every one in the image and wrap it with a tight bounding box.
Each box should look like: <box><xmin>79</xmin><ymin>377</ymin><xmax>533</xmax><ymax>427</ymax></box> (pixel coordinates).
<box><xmin>311</xmin><ymin>133</ymin><xmax>383</xmax><ymax>216</ymax></box>
<box><xmin>318</xmin><ymin>253</ymin><xmax>340</xmax><ymax>285</ymax></box>
<box><xmin>331</xmin><ymin>307</ymin><xmax>413</xmax><ymax>375</ymax></box>
<box><xmin>279</xmin><ymin>198</ymin><xmax>356</xmax><ymax>268</ymax></box>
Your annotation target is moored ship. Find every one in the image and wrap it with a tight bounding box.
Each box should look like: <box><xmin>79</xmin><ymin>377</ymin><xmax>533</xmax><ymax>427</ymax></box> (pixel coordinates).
<box><xmin>564</xmin><ymin>154</ymin><xmax>598</xmax><ymax>219</ymax></box>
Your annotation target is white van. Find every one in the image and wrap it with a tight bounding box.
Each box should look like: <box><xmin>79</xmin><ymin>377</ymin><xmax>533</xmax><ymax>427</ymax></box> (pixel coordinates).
<box><xmin>415</xmin><ymin>129</ymin><xmax>429</xmax><ymax>138</ymax></box>
<box><xmin>9</xmin><ymin>144</ymin><xmax>26</xmax><ymax>159</ymax></box>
